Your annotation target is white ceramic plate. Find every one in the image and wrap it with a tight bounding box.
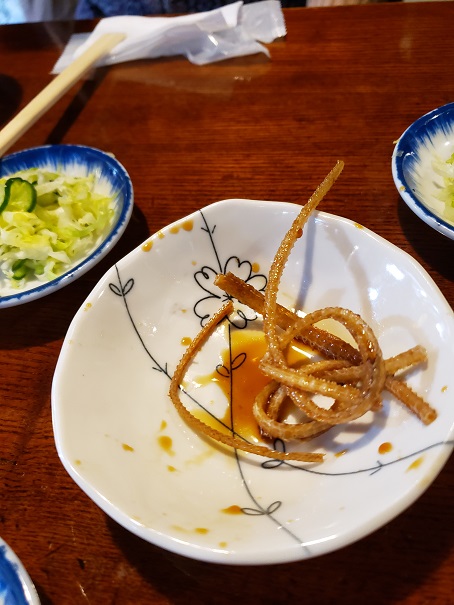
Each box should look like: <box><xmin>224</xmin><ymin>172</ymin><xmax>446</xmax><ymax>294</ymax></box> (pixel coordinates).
<box><xmin>0</xmin><ymin>145</ymin><xmax>133</xmax><ymax>308</ymax></box>
<box><xmin>0</xmin><ymin>537</ymin><xmax>40</xmax><ymax>605</ymax></box>
<box><xmin>392</xmin><ymin>102</ymin><xmax>454</xmax><ymax>239</ymax></box>
<box><xmin>52</xmin><ymin>199</ymin><xmax>454</xmax><ymax>565</ymax></box>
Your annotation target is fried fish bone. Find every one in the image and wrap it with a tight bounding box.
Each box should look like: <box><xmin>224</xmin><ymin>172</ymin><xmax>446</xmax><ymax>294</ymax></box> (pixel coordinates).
<box><xmin>169</xmin><ymin>161</ymin><xmax>436</xmax><ymax>464</ymax></box>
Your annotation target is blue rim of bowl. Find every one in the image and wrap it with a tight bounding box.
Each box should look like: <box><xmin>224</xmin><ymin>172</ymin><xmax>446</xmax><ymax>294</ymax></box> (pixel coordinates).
<box><xmin>0</xmin><ymin>144</ymin><xmax>134</xmax><ymax>309</ymax></box>
<box><xmin>0</xmin><ymin>537</ymin><xmax>40</xmax><ymax>604</ymax></box>
<box><xmin>391</xmin><ymin>102</ymin><xmax>454</xmax><ymax>240</ymax></box>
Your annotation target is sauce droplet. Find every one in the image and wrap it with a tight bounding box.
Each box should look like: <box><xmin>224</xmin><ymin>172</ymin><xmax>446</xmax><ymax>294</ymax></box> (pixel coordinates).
<box><xmin>158</xmin><ymin>435</ymin><xmax>174</xmax><ymax>455</ymax></box>
<box><xmin>378</xmin><ymin>442</ymin><xmax>392</xmax><ymax>454</ymax></box>
<box><xmin>122</xmin><ymin>443</ymin><xmax>134</xmax><ymax>452</ymax></box>
<box><xmin>221</xmin><ymin>505</ymin><xmax>243</xmax><ymax>515</ymax></box>
<box><xmin>181</xmin><ymin>336</ymin><xmax>192</xmax><ymax>346</ymax></box>
<box><xmin>182</xmin><ymin>220</ymin><xmax>193</xmax><ymax>231</ymax></box>
<box><xmin>195</xmin><ymin>527</ymin><xmax>209</xmax><ymax>534</ymax></box>
<box><xmin>141</xmin><ymin>240</ymin><xmax>153</xmax><ymax>252</ymax></box>
<box><xmin>335</xmin><ymin>449</ymin><xmax>348</xmax><ymax>458</ymax></box>
<box><xmin>441</xmin><ymin>385</ymin><xmax>448</xmax><ymax>393</ymax></box>
<box><xmin>407</xmin><ymin>456</ymin><xmax>423</xmax><ymax>471</ymax></box>
<box><xmin>251</xmin><ymin>262</ymin><xmax>260</xmax><ymax>273</ymax></box>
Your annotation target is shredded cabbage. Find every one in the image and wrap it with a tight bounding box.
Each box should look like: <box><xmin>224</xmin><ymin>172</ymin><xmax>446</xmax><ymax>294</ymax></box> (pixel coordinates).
<box><xmin>432</xmin><ymin>152</ymin><xmax>454</xmax><ymax>221</ymax></box>
<box><xmin>0</xmin><ymin>168</ymin><xmax>115</xmax><ymax>286</ymax></box>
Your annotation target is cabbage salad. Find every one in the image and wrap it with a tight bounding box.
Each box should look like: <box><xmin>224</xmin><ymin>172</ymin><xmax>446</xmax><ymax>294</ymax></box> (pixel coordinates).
<box><xmin>0</xmin><ymin>168</ymin><xmax>115</xmax><ymax>286</ymax></box>
<box><xmin>432</xmin><ymin>152</ymin><xmax>454</xmax><ymax>221</ymax></box>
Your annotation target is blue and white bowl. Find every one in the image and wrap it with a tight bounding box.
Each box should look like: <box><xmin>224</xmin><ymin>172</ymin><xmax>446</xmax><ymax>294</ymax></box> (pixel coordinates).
<box><xmin>0</xmin><ymin>537</ymin><xmax>40</xmax><ymax>605</ymax></box>
<box><xmin>392</xmin><ymin>102</ymin><xmax>454</xmax><ymax>240</ymax></box>
<box><xmin>0</xmin><ymin>144</ymin><xmax>134</xmax><ymax>308</ymax></box>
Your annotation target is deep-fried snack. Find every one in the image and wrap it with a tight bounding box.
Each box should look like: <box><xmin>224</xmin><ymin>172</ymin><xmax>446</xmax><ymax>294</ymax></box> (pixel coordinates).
<box><xmin>168</xmin><ymin>301</ymin><xmax>324</xmax><ymax>462</ymax></box>
<box><xmin>385</xmin><ymin>376</ymin><xmax>437</xmax><ymax>425</ymax></box>
<box><xmin>214</xmin><ymin>272</ymin><xmax>360</xmax><ymax>364</ymax></box>
<box><xmin>169</xmin><ymin>161</ymin><xmax>437</xmax><ymax>464</ymax></box>
<box><xmin>215</xmin><ymin>274</ymin><xmax>435</xmax><ymax>426</ymax></box>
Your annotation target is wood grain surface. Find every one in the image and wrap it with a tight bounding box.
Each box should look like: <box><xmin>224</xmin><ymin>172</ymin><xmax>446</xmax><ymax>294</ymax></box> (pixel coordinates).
<box><xmin>0</xmin><ymin>4</ymin><xmax>453</xmax><ymax>604</ymax></box>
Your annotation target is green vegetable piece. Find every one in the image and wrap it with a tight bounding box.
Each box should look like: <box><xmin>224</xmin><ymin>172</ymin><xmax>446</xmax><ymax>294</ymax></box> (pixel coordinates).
<box><xmin>11</xmin><ymin>259</ymin><xmax>29</xmax><ymax>280</ymax></box>
<box><xmin>38</xmin><ymin>191</ymin><xmax>59</xmax><ymax>207</ymax></box>
<box><xmin>0</xmin><ymin>177</ymin><xmax>37</xmax><ymax>213</ymax></box>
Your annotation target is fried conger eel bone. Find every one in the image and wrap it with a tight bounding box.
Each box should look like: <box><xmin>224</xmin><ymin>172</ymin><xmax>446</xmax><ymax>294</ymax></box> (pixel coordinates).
<box><xmin>169</xmin><ymin>162</ymin><xmax>347</xmax><ymax>462</ymax></box>
<box><xmin>168</xmin><ymin>301</ymin><xmax>323</xmax><ymax>462</ymax></box>
<box><xmin>215</xmin><ymin>272</ymin><xmax>436</xmax><ymax>427</ymax></box>
<box><xmin>215</xmin><ymin>272</ymin><xmax>361</xmax><ymax>364</ymax></box>
<box><xmin>170</xmin><ymin>161</ymin><xmax>437</xmax><ymax>463</ymax></box>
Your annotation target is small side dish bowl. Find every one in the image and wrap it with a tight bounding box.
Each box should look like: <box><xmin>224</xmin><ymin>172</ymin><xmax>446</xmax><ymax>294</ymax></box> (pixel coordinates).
<box><xmin>52</xmin><ymin>198</ymin><xmax>454</xmax><ymax>565</ymax></box>
<box><xmin>0</xmin><ymin>144</ymin><xmax>133</xmax><ymax>308</ymax></box>
<box><xmin>392</xmin><ymin>102</ymin><xmax>454</xmax><ymax>239</ymax></box>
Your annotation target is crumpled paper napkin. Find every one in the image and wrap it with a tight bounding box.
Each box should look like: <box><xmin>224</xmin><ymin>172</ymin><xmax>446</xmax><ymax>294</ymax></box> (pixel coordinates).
<box><xmin>52</xmin><ymin>0</ymin><xmax>286</xmax><ymax>73</ymax></box>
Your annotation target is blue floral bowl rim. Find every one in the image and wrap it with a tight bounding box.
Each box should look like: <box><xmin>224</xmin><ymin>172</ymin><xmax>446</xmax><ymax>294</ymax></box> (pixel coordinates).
<box><xmin>391</xmin><ymin>102</ymin><xmax>454</xmax><ymax>240</ymax></box>
<box><xmin>0</xmin><ymin>536</ymin><xmax>40</xmax><ymax>604</ymax></box>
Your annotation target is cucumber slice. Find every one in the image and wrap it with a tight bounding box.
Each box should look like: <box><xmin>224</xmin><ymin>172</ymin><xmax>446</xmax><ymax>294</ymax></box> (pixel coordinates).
<box><xmin>11</xmin><ymin>259</ymin><xmax>29</xmax><ymax>280</ymax></box>
<box><xmin>0</xmin><ymin>177</ymin><xmax>37</xmax><ymax>213</ymax></box>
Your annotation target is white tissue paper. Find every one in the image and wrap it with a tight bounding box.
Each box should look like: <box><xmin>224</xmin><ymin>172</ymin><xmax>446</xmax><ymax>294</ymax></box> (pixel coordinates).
<box><xmin>52</xmin><ymin>0</ymin><xmax>286</xmax><ymax>73</ymax></box>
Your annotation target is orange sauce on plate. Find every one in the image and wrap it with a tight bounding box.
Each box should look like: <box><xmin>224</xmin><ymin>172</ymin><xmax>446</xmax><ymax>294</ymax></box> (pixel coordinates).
<box><xmin>198</xmin><ymin>329</ymin><xmax>314</xmax><ymax>442</ymax></box>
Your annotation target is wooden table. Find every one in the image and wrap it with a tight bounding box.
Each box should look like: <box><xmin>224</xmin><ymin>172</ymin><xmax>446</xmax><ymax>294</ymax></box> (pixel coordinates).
<box><xmin>1</xmin><ymin>3</ymin><xmax>453</xmax><ymax>603</ymax></box>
